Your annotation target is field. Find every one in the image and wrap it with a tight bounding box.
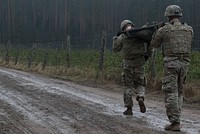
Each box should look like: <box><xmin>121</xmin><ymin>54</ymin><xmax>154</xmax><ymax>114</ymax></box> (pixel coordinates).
<box><xmin>0</xmin><ymin>47</ymin><xmax>200</xmax><ymax>104</ymax></box>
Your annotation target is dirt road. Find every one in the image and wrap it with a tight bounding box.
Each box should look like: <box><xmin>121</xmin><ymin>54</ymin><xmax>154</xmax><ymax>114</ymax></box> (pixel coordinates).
<box><xmin>0</xmin><ymin>67</ymin><xmax>199</xmax><ymax>134</ymax></box>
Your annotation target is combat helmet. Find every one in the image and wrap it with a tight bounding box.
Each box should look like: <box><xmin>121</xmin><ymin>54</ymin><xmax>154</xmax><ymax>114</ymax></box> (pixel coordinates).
<box><xmin>120</xmin><ymin>20</ymin><xmax>135</xmax><ymax>31</ymax></box>
<box><xmin>164</xmin><ymin>5</ymin><xmax>182</xmax><ymax>17</ymax></box>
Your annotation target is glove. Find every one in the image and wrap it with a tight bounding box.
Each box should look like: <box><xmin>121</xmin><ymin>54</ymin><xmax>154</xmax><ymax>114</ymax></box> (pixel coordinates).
<box><xmin>158</xmin><ymin>21</ymin><xmax>165</xmax><ymax>28</ymax></box>
<box><xmin>113</xmin><ymin>36</ymin><xmax>118</xmax><ymax>41</ymax></box>
<box><xmin>117</xmin><ymin>31</ymin><xmax>122</xmax><ymax>36</ymax></box>
<box><xmin>144</xmin><ymin>53</ymin><xmax>149</xmax><ymax>61</ymax></box>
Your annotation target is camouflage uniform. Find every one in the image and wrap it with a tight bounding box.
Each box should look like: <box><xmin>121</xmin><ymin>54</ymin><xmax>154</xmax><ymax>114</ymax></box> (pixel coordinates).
<box><xmin>113</xmin><ymin>31</ymin><xmax>146</xmax><ymax>108</ymax></box>
<box><xmin>150</xmin><ymin>18</ymin><xmax>193</xmax><ymax>124</ymax></box>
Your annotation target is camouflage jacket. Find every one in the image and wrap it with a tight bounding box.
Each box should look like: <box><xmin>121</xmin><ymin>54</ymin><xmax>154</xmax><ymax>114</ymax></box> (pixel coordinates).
<box><xmin>112</xmin><ymin>34</ymin><xmax>147</xmax><ymax>67</ymax></box>
<box><xmin>150</xmin><ymin>18</ymin><xmax>193</xmax><ymax>61</ymax></box>
<box><xmin>112</xmin><ymin>34</ymin><xmax>146</xmax><ymax>59</ymax></box>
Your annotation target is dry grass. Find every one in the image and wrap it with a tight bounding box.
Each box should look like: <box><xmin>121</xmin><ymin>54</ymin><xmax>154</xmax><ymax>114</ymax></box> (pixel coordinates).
<box><xmin>1</xmin><ymin>60</ymin><xmax>119</xmax><ymax>86</ymax></box>
<box><xmin>1</xmin><ymin>56</ymin><xmax>200</xmax><ymax>105</ymax></box>
<box><xmin>185</xmin><ymin>82</ymin><xmax>200</xmax><ymax>103</ymax></box>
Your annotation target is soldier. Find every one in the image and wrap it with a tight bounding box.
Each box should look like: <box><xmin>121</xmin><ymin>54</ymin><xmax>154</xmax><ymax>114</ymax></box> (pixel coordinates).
<box><xmin>113</xmin><ymin>20</ymin><xmax>148</xmax><ymax>115</ymax></box>
<box><xmin>150</xmin><ymin>5</ymin><xmax>193</xmax><ymax>131</ymax></box>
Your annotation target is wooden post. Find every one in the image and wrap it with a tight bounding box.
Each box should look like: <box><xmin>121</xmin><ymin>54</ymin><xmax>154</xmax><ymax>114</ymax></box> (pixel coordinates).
<box><xmin>66</xmin><ymin>35</ymin><xmax>71</xmax><ymax>68</ymax></box>
<box><xmin>14</xmin><ymin>44</ymin><xmax>19</xmax><ymax>65</ymax></box>
<box><xmin>3</xmin><ymin>40</ymin><xmax>10</xmax><ymax>65</ymax></box>
<box><xmin>27</xmin><ymin>43</ymin><xmax>36</xmax><ymax>68</ymax></box>
<box><xmin>99</xmin><ymin>31</ymin><xmax>106</xmax><ymax>71</ymax></box>
<box><xmin>96</xmin><ymin>31</ymin><xmax>107</xmax><ymax>81</ymax></box>
<box><xmin>42</xmin><ymin>43</ymin><xmax>50</xmax><ymax>70</ymax></box>
<box><xmin>148</xmin><ymin>48</ymin><xmax>157</xmax><ymax>87</ymax></box>
<box><xmin>54</xmin><ymin>48</ymin><xmax>58</xmax><ymax>68</ymax></box>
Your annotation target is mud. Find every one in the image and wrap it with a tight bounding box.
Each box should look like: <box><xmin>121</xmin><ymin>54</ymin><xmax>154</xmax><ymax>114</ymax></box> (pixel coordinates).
<box><xmin>0</xmin><ymin>67</ymin><xmax>199</xmax><ymax>134</ymax></box>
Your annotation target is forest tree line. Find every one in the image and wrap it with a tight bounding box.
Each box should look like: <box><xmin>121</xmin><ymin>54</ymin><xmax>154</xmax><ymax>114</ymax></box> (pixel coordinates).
<box><xmin>0</xmin><ymin>0</ymin><xmax>200</xmax><ymax>49</ymax></box>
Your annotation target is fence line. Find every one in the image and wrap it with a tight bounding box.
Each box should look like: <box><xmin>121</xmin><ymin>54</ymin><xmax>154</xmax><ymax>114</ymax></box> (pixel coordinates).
<box><xmin>0</xmin><ymin>29</ymin><xmax>199</xmax><ymax>82</ymax></box>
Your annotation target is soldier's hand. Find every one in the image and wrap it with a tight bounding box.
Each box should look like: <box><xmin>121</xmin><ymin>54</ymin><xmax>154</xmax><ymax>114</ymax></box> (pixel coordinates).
<box><xmin>144</xmin><ymin>54</ymin><xmax>149</xmax><ymax>61</ymax></box>
<box><xmin>117</xmin><ymin>31</ymin><xmax>121</xmax><ymax>36</ymax></box>
<box><xmin>158</xmin><ymin>21</ymin><xmax>165</xmax><ymax>28</ymax></box>
<box><xmin>113</xmin><ymin>36</ymin><xmax>118</xmax><ymax>41</ymax></box>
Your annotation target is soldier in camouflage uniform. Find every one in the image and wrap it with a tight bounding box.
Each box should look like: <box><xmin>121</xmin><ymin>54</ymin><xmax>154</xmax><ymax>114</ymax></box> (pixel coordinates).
<box><xmin>113</xmin><ymin>20</ymin><xmax>147</xmax><ymax>115</ymax></box>
<box><xmin>150</xmin><ymin>5</ymin><xmax>193</xmax><ymax>131</ymax></box>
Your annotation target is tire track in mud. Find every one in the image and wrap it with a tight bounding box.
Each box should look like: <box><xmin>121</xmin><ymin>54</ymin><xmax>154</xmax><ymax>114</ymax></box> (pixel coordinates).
<box><xmin>0</xmin><ymin>75</ymin><xmax>154</xmax><ymax>134</ymax></box>
<box><xmin>0</xmin><ymin>79</ymin><xmax>78</xmax><ymax>134</ymax></box>
<box><xmin>0</xmin><ymin>67</ymin><xmax>199</xmax><ymax>134</ymax></box>
<box><xmin>0</xmin><ymin>99</ymin><xmax>35</xmax><ymax>134</ymax></box>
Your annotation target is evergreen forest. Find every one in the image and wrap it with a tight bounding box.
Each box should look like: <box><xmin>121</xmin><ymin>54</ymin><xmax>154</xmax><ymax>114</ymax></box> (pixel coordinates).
<box><xmin>0</xmin><ymin>0</ymin><xmax>200</xmax><ymax>50</ymax></box>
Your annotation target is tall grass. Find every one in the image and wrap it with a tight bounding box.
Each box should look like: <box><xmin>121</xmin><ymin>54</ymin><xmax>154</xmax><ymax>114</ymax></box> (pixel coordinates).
<box><xmin>188</xmin><ymin>52</ymin><xmax>200</xmax><ymax>81</ymax></box>
<box><xmin>0</xmin><ymin>47</ymin><xmax>199</xmax><ymax>101</ymax></box>
<box><xmin>1</xmin><ymin>47</ymin><xmax>200</xmax><ymax>81</ymax></box>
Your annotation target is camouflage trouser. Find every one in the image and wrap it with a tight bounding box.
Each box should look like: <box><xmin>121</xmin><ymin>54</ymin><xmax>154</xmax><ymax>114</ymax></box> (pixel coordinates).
<box><xmin>162</xmin><ymin>58</ymin><xmax>189</xmax><ymax>123</ymax></box>
<box><xmin>122</xmin><ymin>60</ymin><xmax>146</xmax><ymax>107</ymax></box>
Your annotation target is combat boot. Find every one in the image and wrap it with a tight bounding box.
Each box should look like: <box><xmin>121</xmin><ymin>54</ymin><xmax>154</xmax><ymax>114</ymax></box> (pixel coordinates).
<box><xmin>123</xmin><ymin>107</ymin><xmax>133</xmax><ymax>115</ymax></box>
<box><xmin>165</xmin><ymin>122</ymin><xmax>180</xmax><ymax>131</ymax></box>
<box><xmin>136</xmin><ymin>97</ymin><xmax>146</xmax><ymax>113</ymax></box>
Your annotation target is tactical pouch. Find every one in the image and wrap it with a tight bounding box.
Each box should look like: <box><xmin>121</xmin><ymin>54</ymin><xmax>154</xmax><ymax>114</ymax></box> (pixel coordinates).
<box><xmin>162</xmin><ymin>75</ymin><xmax>176</xmax><ymax>93</ymax></box>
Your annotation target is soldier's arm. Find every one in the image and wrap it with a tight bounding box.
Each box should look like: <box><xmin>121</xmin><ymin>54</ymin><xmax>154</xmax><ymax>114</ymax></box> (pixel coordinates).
<box><xmin>112</xmin><ymin>34</ymin><xmax>126</xmax><ymax>52</ymax></box>
<box><xmin>150</xmin><ymin>27</ymin><xmax>165</xmax><ymax>49</ymax></box>
<box><xmin>188</xmin><ymin>26</ymin><xmax>194</xmax><ymax>39</ymax></box>
<box><xmin>183</xmin><ymin>22</ymin><xmax>194</xmax><ymax>39</ymax></box>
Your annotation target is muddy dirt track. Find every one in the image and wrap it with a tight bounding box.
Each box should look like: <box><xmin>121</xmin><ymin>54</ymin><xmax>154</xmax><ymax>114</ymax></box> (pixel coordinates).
<box><xmin>0</xmin><ymin>67</ymin><xmax>199</xmax><ymax>134</ymax></box>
